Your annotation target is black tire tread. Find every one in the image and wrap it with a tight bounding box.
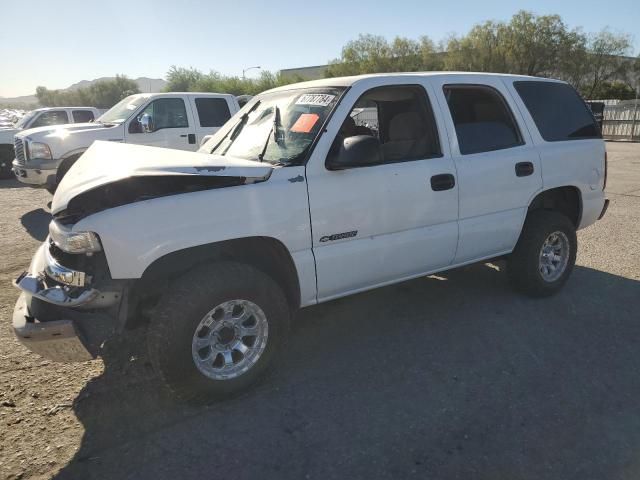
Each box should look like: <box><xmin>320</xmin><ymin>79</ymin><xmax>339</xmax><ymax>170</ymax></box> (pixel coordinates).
<box><xmin>507</xmin><ymin>210</ymin><xmax>577</xmax><ymax>297</ymax></box>
<box><xmin>147</xmin><ymin>261</ymin><xmax>290</xmax><ymax>402</ymax></box>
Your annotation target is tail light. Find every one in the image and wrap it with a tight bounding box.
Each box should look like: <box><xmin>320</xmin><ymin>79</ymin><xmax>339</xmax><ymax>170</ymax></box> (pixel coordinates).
<box><xmin>603</xmin><ymin>150</ymin><xmax>608</xmax><ymax>190</ymax></box>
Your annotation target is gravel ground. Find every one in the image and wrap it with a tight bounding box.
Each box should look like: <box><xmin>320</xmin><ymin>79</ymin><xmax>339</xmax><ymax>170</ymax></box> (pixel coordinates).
<box><xmin>1</xmin><ymin>142</ymin><xmax>639</xmax><ymax>480</ymax></box>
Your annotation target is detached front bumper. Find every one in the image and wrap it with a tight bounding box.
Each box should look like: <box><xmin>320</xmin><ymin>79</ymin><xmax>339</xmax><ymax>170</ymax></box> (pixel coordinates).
<box><xmin>12</xmin><ymin>159</ymin><xmax>56</xmax><ymax>188</ymax></box>
<box><xmin>12</xmin><ymin>243</ymin><xmax>126</xmax><ymax>362</ymax></box>
<box><xmin>13</xmin><ymin>293</ymin><xmax>93</xmax><ymax>362</ymax></box>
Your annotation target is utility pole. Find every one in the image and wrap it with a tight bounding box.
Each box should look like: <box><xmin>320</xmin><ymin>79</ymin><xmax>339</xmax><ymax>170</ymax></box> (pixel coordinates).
<box><xmin>242</xmin><ymin>66</ymin><xmax>261</xmax><ymax>80</ymax></box>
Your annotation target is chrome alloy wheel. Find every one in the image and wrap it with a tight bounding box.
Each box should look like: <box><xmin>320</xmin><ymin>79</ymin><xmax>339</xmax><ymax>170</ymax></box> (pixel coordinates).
<box><xmin>538</xmin><ymin>231</ymin><xmax>570</xmax><ymax>282</ymax></box>
<box><xmin>191</xmin><ymin>300</ymin><xmax>269</xmax><ymax>380</ymax></box>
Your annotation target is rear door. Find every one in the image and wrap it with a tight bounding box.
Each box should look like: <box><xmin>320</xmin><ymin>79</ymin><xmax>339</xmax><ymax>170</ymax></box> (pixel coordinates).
<box><xmin>429</xmin><ymin>75</ymin><xmax>542</xmax><ymax>263</ymax></box>
<box><xmin>71</xmin><ymin>109</ymin><xmax>95</xmax><ymax>123</ymax></box>
<box><xmin>125</xmin><ymin>97</ymin><xmax>197</xmax><ymax>150</ymax></box>
<box><xmin>187</xmin><ymin>96</ymin><xmax>234</xmax><ymax>145</ymax></box>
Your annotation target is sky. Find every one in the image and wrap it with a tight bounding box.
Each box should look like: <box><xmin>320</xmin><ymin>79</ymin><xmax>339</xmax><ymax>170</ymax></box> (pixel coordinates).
<box><xmin>0</xmin><ymin>0</ymin><xmax>638</xmax><ymax>97</ymax></box>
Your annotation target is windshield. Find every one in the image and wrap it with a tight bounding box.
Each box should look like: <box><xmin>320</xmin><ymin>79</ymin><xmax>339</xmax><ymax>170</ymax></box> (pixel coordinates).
<box><xmin>15</xmin><ymin>111</ymin><xmax>36</xmax><ymax>129</ymax></box>
<box><xmin>203</xmin><ymin>87</ymin><xmax>345</xmax><ymax>166</ymax></box>
<box><xmin>97</xmin><ymin>94</ymin><xmax>150</xmax><ymax>124</ymax></box>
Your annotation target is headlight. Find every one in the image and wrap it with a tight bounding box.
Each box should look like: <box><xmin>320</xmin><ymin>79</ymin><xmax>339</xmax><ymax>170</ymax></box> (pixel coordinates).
<box><xmin>49</xmin><ymin>220</ymin><xmax>102</xmax><ymax>254</ymax></box>
<box><xmin>27</xmin><ymin>141</ymin><xmax>52</xmax><ymax>161</ymax></box>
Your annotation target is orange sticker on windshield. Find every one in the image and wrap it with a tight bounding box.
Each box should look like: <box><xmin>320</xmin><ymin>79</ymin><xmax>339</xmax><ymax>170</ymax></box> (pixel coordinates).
<box><xmin>290</xmin><ymin>113</ymin><xmax>319</xmax><ymax>133</ymax></box>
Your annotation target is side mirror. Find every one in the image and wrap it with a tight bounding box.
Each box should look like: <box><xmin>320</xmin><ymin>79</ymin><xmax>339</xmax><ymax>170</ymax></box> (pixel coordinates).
<box><xmin>326</xmin><ymin>135</ymin><xmax>383</xmax><ymax>170</ymax></box>
<box><xmin>140</xmin><ymin>113</ymin><xmax>154</xmax><ymax>133</ymax></box>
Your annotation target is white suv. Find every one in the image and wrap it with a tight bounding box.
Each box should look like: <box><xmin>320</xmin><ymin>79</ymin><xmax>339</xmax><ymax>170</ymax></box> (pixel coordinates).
<box><xmin>13</xmin><ymin>73</ymin><xmax>608</xmax><ymax>400</ymax></box>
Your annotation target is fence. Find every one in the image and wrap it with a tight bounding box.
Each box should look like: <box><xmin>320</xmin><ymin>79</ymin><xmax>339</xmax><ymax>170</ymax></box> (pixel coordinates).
<box><xmin>590</xmin><ymin>99</ymin><xmax>639</xmax><ymax>141</ymax></box>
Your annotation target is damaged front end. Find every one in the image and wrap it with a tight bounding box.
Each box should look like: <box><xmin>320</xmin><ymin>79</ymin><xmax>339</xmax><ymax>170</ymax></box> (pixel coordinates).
<box><xmin>60</xmin><ymin>174</ymin><xmax>257</xmax><ymax>220</ymax></box>
<box><xmin>51</xmin><ymin>141</ymin><xmax>274</xmax><ymax>220</ymax></box>
<box><xmin>13</xmin><ymin>231</ymin><xmax>128</xmax><ymax>362</ymax></box>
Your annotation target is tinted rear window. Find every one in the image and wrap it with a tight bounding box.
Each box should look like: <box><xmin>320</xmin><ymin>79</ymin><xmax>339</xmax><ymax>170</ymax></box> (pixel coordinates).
<box><xmin>195</xmin><ymin>98</ymin><xmax>231</xmax><ymax>128</ymax></box>
<box><xmin>514</xmin><ymin>81</ymin><xmax>600</xmax><ymax>141</ymax></box>
<box><xmin>72</xmin><ymin>110</ymin><xmax>94</xmax><ymax>123</ymax></box>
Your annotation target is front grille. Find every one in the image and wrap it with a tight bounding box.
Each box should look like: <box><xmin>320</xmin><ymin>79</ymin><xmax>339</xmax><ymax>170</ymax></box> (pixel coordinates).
<box><xmin>14</xmin><ymin>138</ymin><xmax>25</xmax><ymax>165</ymax></box>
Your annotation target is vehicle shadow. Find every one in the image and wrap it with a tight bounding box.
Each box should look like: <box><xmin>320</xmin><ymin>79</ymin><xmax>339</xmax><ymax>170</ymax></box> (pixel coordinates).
<box><xmin>0</xmin><ymin>178</ymin><xmax>21</xmax><ymax>189</ymax></box>
<box><xmin>20</xmin><ymin>208</ymin><xmax>51</xmax><ymax>241</ymax></box>
<box><xmin>54</xmin><ymin>263</ymin><xmax>640</xmax><ymax>480</ymax></box>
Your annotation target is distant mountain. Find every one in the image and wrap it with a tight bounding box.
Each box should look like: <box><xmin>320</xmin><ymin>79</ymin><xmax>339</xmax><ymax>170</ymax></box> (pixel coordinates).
<box><xmin>0</xmin><ymin>77</ymin><xmax>167</xmax><ymax>106</ymax></box>
<box><xmin>66</xmin><ymin>77</ymin><xmax>167</xmax><ymax>93</ymax></box>
<box><xmin>0</xmin><ymin>95</ymin><xmax>37</xmax><ymax>107</ymax></box>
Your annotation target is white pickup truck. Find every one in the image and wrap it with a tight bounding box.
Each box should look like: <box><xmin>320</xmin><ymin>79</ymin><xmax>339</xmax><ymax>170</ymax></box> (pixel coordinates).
<box><xmin>0</xmin><ymin>107</ymin><xmax>101</xmax><ymax>178</ymax></box>
<box><xmin>12</xmin><ymin>73</ymin><xmax>608</xmax><ymax>400</ymax></box>
<box><xmin>12</xmin><ymin>93</ymin><xmax>240</xmax><ymax>192</ymax></box>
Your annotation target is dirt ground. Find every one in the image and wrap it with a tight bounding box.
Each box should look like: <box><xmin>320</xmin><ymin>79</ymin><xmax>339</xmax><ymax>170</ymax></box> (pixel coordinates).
<box><xmin>1</xmin><ymin>142</ymin><xmax>639</xmax><ymax>480</ymax></box>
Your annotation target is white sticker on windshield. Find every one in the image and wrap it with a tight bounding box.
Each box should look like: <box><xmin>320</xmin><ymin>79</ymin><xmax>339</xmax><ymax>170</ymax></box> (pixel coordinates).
<box><xmin>295</xmin><ymin>94</ymin><xmax>336</xmax><ymax>107</ymax></box>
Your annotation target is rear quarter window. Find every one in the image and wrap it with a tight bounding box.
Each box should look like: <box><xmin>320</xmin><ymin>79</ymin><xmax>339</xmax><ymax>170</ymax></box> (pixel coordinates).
<box><xmin>514</xmin><ymin>81</ymin><xmax>601</xmax><ymax>142</ymax></box>
<box><xmin>195</xmin><ymin>98</ymin><xmax>232</xmax><ymax>128</ymax></box>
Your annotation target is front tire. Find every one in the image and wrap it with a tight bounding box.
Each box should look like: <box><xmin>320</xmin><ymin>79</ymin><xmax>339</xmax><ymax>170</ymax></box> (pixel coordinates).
<box><xmin>507</xmin><ymin>210</ymin><xmax>577</xmax><ymax>297</ymax></box>
<box><xmin>147</xmin><ymin>262</ymin><xmax>290</xmax><ymax>401</ymax></box>
<box><xmin>0</xmin><ymin>145</ymin><xmax>14</xmax><ymax>179</ymax></box>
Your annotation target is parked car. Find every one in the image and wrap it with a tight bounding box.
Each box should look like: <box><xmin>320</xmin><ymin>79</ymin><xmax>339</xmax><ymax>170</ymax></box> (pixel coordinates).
<box><xmin>12</xmin><ymin>73</ymin><xmax>608</xmax><ymax>400</ymax></box>
<box><xmin>0</xmin><ymin>107</ymin><xmax>100</xmax><ymax>179</ymax></box>
<box><xmin>12</xmin><ymin>93</ymin><xmax>239</xmax><ymax>192</ymax></box>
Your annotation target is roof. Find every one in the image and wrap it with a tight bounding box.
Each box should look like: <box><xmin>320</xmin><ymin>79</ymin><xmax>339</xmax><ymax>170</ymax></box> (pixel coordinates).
<box><xmin>265</xmin><ymin>71</ymin><xmax>565</xmax><ymax>94</ymax></box>
<box><xmin>34</xmin><ymin>106</ymin><xmax>97</xmax><ymax>112</ymax></box>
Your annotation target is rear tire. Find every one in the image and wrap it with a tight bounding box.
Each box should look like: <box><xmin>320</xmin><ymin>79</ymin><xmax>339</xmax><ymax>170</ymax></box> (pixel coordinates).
<box><xmin>147</xmin><ymin>262</ymin><xmax>290</xmax><ymax>402</ymax></box>
<box><xmin>507</xmin><ymin>210</ymin><xmax>577</xmax><ymax>297</ymax></box>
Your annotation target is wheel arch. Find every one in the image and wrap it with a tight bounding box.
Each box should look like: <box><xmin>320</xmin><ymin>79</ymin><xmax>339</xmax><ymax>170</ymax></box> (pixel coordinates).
<box><xmin>128</xmin><ymin>236</ymin><xmax>301</xmax><ymax>326</ymax></box>
<box><xmin>526</xmin><ymin>186</ymin><xmax>582</xmax><ymax>228</ymax></box>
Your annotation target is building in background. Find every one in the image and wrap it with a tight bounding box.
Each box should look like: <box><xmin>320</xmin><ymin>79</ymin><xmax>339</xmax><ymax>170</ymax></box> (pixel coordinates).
<box><xmin>280</xmin><ymin>65</ymin><xmax>328</xmax><ymax>80</ymax></box>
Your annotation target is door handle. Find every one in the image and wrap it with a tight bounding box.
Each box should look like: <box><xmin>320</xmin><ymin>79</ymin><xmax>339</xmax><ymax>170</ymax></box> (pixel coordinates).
<box><xmin>430</xmin><ymin>173</ymin><xmax>455</xmax><ymax>191</ymax></box>
<box><xmin>515</xmin><ymin>161</ymin><xmax>534</xmax><ymax>177</ymax></box>
<box><xmin>180</xmin><ymin>134</ymin><xmax>197</xmax><ymax>144</ymax></box>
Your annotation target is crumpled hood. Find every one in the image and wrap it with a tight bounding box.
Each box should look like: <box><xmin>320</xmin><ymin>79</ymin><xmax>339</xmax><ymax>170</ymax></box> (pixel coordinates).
<box><xmin>51</xmin><ymin>141</ymin><xmax>274</xmax><ymax>216</ymax></box>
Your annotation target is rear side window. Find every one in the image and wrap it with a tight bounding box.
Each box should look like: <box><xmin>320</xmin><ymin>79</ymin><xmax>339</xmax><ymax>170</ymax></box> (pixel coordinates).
<box><xmin>514</xmin><ymin>81</ymin><xmax>601</xmax><ymax>141</ymax></box>
<box><xmin>195</xmin><ymin>98</ymin><xmax>232</xmax><ymax>127</ymax></box>
<box><xmin>30</xmin><ymin>110</ymin><xmax>69</xmax><ymax>128</ymax></box>
<box><xmin>444</xmin><ymin>85</ymin><xmax>522</xmax><ymax>155</ymax></box>
<box><xmin>72</xmin><ymin>110</ymin><xmax>94</xmax><ymax>123</ymax></box>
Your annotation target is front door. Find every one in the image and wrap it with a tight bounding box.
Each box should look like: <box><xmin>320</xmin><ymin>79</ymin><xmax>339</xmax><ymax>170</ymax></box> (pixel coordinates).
<box><xmin>126</xmin><ymin>97</ymin><xmax>197</xmax><ymax>151</ymax></box>
<box><xmin>305</xmin><ymin>81</ymin><xmax>459</xmax><ymax>302</ymax></box>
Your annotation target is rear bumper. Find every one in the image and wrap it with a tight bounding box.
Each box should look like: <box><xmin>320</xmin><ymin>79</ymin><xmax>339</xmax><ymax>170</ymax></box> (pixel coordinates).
<box><xmin>578</xmin><ymin>190</ymin><xmax>607</xmax><ymax>230</ymax></box>
<box><xmin>12</xmin><ymin>159</ymin><xmax>56</xmax><ymax>188</ymax></box>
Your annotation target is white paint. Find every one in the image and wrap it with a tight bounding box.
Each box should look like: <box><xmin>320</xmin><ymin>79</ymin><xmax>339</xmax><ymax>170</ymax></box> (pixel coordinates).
<box><xmin>49</xmin><ymin>72</ymin><xmax>605</xmax><ymax>308</ymax></box>
<box><xmin>13</xmin><ymin>93</ymin><xmax>240</xmax><ymax>186</ymax></box>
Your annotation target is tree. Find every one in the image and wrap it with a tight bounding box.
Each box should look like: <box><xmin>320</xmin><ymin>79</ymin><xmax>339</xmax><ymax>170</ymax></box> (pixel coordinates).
<box><xmin>444</xmin><ymin>21</ymin><xmax>509</xmax><ymax>72</ymax></box>
<box><xmin>590</xmin><ymin>81</ymin><xmax>636</xmax><ymax>100</ymax></box>
<box><xmin>164</xmin><ymin>67</ymin><xmax>302</xmax><ymax>96</ymax></box>
<box><xmin>164</xmin><ymin>66</ymin><xmax>204</xmax><ymax>92</ymax></box>
<box><xmin>35</xmin><ymin>75</ymin><xmax>140</xmax><ymax>108</ymax></box>
<box><xmin>583</xmin><ymin>29</ymin><xmax>634</xmax><ymax>98</ymax></box>
<box><xmin>325</xmin><ymin>34</ymin><xmax>441</xmax><ymax>77</ymax></box>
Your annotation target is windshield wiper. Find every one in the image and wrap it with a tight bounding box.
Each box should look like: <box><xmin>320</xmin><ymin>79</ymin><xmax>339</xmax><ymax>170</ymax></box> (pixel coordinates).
<box><xmin>213</xmin><ymin>101</ymin><xmax>261</xmax><ymax>155</ymax></box>
<box><xmin>258</xmin><ymin>106</ymin><xmax>283</xmax><ymax>162</ymax></box>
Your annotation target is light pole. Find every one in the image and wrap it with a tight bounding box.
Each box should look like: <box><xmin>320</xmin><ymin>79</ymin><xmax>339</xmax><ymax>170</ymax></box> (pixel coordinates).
<box><xmin>242</xmin><ymin>66</ymin><xmax>261</xmax><ymax>79</ymax></box>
